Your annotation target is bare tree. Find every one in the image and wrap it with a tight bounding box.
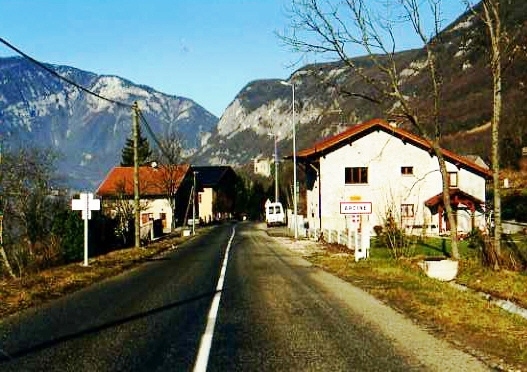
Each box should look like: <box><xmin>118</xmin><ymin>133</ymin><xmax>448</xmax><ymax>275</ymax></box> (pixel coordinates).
<box><xmin>464</xmin><ymin>0</ymin><xmax>523</xmax><ymax>268</ymax></box>
<box><xmin>282</xmin><ymin>0</ymin><xmax>462</xmax><ymax>258</ymax></box>
<box><xmin>155</xmin><ymin>127</ymin><xmax>186</xmax><ymax>231</ymax></box>
<box><xmin>0</xmin><ymin>147</ymin><xmax>59</xmax><ymax>277</ymax></box>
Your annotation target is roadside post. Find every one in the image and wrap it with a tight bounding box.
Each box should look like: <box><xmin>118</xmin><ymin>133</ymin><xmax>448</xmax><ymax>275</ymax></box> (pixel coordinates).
<box><xmin>340</xmin><ymin>201</ymin><xmax>372</xmax><ymax>261</ymax></box>
<box><xmin>72</xmin><ymin>192</ymin><xmax>101</xmax><ymax>267</ymax></box>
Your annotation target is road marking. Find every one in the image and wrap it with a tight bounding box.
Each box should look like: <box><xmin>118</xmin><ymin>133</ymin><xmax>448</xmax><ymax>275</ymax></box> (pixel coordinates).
<box><xmin>193</xmin><ymin>227</ymin><xmax>235</xmax><ymax>372</ymax></box>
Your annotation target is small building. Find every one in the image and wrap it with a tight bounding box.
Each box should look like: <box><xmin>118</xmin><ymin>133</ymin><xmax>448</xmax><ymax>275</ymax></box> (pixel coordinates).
<box><xmin>193</xmin><ymin>166</ymin><xmax>237</xmax><ymax>223</ymax></box>
<box><xmin>96</xmin><ymin>164</ymin><xmax>193</xmax><ymax>234</ymax></box>
<box><xmin>253</xmin><ymin>157</ymin><xmax>272</xmax><ymax>177</ymax></box>
<box><xmin>295</xmin><ymin>118</ymin><xmax>492</xmax><ymax>236</ymax></box>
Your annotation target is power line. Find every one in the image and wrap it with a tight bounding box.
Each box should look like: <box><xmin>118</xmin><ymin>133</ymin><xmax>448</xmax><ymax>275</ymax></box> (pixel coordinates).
<box><xmin>0</xmin><ymin>38</ymin><xmax>183</xmax><ymax>164</ymax></box>
<box><xmin>0</xmin><ymin>37</ymin><xmax>132</xmax><ymax>109</ymax></box>
<box><xmin>138</xmin><ymin>110</ymin><xmax>173</xmax><ymax>161</ymax></box>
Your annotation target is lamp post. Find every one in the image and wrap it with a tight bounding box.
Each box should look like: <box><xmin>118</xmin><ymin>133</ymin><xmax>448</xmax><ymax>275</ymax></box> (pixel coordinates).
<box><xmin>268</xmin><ymin>132</ymin><xmax>279</xmax><ymax>203</ymax></box>
<box><xmin>280</xmin><ymin>80</ymin><xmax>297</xmax><ymax>240</ymax></box>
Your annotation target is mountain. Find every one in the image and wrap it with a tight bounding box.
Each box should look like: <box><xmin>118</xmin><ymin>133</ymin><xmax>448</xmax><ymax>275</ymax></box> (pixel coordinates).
<box><xmin>191</xmin><ymin>1</ymin><xmax>527</xmax><ymax>170</ymax></box>
<box><xmin>0</xmin><ymin>57</ymin><xmax>218</xmax><ymax>189</ymax></box>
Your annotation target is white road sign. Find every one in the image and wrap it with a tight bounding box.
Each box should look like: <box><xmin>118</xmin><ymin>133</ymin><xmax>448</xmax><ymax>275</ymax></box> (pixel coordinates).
<box><xmin>340</xmin><ymin>202</ymin><xmax>372</xmax><ymax>214</ymax></box>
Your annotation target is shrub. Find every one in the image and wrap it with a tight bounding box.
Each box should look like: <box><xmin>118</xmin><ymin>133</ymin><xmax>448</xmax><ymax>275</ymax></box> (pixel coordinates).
<box><xmin>380</xmin><ymin>209</ymin><xmax>416</xmax><ymax>258</ymax></box>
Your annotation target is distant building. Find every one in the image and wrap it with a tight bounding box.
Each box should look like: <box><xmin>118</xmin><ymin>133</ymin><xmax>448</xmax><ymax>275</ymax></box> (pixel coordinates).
<box><xmin>253</xmin><ymin>157</ymin><xmax>272</xmax><ymax>177</ymax></box>
<box><xmin>193</xmin><ymin>166</ymin><xmax>237</xmax><ymax>223</ymax></box>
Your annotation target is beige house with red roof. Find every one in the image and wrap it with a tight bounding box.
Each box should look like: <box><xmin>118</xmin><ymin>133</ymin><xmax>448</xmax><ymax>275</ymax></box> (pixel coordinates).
<box><xmin>96</xmin><ymin>164</ymin><xmax>194</xmax><ymax>234</ymax></box>
<box><xmin>296</xmin><ymin>119</ymin><xmax>492</xmax><ymax>236</ymax></box>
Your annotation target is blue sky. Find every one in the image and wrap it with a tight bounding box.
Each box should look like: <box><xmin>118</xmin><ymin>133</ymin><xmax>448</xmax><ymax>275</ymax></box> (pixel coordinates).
<box><xmin>0</xmin><ymin>0</ymin><xmax>468</xmax><ymax>117</ymax></box>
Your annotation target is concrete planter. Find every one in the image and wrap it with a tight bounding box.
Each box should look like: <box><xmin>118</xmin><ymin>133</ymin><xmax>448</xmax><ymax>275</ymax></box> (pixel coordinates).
<box><xmin>418</xmin><ymin>258</ymin><xmax>459</xmax><ymax>282</ymax></box>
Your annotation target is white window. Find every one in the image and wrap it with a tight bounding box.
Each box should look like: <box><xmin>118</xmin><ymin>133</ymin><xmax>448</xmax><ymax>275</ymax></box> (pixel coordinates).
<box><xmin>448</xmin><ymin>172</ymin><xmax>458</xmax><ymax>187</ymax></box>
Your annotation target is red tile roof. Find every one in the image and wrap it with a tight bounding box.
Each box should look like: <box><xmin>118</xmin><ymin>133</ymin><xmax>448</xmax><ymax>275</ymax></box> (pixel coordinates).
<box><xmin>294</xmin><ymin>118</ymin><xmax>492</xmax><ymax>179</ymax></box>
<box><xmin>96</xmin><ymin>164</ymin><xmax>191</xmax><ymax>197</ymax></box>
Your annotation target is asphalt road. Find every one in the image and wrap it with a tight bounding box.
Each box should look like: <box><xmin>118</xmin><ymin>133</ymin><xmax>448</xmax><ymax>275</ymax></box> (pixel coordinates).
<box><xmin>0</xmin><ymin>221</ymin><xmax>490</xmax><ymax>371</ymax></box>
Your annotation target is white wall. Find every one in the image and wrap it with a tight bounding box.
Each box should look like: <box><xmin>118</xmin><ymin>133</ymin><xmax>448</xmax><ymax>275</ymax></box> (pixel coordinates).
<box><xmin>140</xmin><ymin>198</ymin><xmax>173</xmax><ymax>233</ymax></box>
<box><xmin>199</xmin><ymin>188</ymin><xmax>214</xmax><ymax>223</ymax></box>
<box><xmin>307</xmin><ymin>130</ymin><xmax>487</xmax><ymax>234</ymax></box>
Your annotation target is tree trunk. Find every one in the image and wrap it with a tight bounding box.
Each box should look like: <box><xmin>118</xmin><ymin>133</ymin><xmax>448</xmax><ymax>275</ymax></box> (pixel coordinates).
<box><xmin>480</xmin><ymin>0</ymin><xmax>502</xmax><ymax>269</ymax></box>
<box><xmin>436</xmin><ymin>150</ymin><xmax>460</xmax><ymax>259</ymax></box>
<box><xmin>0</xmin><ymin>245</ymin><xmax>16</xmax><ymax>279</ymax></box>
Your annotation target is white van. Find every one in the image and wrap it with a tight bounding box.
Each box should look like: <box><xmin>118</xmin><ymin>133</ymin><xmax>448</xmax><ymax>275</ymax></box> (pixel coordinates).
<box><xmin>265</xmin><ymin>202</ymin><xmax>286</xmax><ymax>227</ymax></box>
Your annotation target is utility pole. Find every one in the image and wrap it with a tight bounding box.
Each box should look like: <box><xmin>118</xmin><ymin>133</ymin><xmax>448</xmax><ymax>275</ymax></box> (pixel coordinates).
<box><xmin>268</xmin><ymin>132</ymin><xmax>279</xmax><ymax>203</ymax></box>
<box><xmin>192</xmin><ymin>171</ymin><xmax>197</xmax><ymax>235</ymax></box>
<box><xmin>132</xmin><ymin>102</ymin><xmax>141</xmax><ymax>249</ymax></box>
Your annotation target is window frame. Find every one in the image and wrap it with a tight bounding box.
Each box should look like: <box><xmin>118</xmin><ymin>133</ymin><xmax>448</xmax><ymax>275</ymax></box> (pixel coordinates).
<box><xmin>401</xmin><ymin>204</ymin><xmax>415</xmax><ymax>218</ymax></box>
<box><xmin>401</xmin><ymin>166</ymin><xmax>414</xmax><ymax>175</ymax></box>
<box><xmin>344</xmin><ymin>167</ymin><xmax>368</xmax><ymax>185</ymax></box>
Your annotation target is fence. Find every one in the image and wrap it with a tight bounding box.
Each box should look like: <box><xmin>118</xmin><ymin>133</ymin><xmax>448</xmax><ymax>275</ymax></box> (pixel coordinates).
<box><xmin>305</xmin><ymin>227</ymin><xmax>370</xmax><ymax>261</ymax></box>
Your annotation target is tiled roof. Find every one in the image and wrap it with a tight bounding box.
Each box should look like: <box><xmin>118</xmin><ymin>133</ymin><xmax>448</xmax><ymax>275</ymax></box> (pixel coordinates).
<box><xmin>425</xmin><ymin>188</ymin><xmax>486</xmax><ymax>213</ymax></box>
<box><xmin>294</xmin><ymin>118</ymin><xmax>492</xmax><ymax>179</ymax></box>
<box><xmin>96</xmin><ymin>164</ymin><xmax>191</xmax><ymax>197</ymax></box>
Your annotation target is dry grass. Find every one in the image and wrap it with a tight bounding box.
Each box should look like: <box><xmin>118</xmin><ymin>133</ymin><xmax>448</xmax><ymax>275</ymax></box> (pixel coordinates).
<box><xmin>307</xmin><ymin>247</ymin><xmax>527</xmax><ymax>371</ymax></box>
<box><xmin>0</xmin><ymin>230</ymin><xmax>198</xmax><ymax>319</ymax></box>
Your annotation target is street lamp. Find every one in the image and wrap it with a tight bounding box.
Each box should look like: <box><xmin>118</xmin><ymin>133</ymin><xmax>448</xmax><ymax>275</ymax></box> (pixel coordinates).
<box><xmin>268</xmin><ymin>132</ymin><xmax>280</xmax><ymax>203</ymax></box>
<box><xmin>280</xmin><ymin>80</ymin><xmax>298</xmax><ymax>240</ymax></box>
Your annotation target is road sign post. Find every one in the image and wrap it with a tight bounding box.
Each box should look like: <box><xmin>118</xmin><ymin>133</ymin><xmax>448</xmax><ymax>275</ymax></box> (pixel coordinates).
<box><xmin>72</xmin><ymin>192</ymin><xmax>101</xmax><ymax>267</ymax></box>
<box><xmin>340</xmin><ymin>202</ymin><xmax>371</xmax><ymax>261</ymax></box>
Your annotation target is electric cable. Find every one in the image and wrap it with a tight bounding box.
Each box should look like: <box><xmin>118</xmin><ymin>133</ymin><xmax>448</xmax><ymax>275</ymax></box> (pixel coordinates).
<box><xmin>0</xmin><ymin>37</ymin><xmax>132</xmax><ymax>109</ymax></box>
<box><xmin>138</xmin><ymin>109</ymin><xmax>173</xmax><ymax>162</ymax></box>
<box><xmin>0</xmin><ymin>37</ymin><xmax>183</xmax><ymax>164</ymax></box>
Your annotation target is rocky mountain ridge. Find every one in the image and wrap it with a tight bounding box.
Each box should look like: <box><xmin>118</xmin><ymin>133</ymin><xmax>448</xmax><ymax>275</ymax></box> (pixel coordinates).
<box><xmin>0</xmin><ymin>57</ymin><xmax>218</xmax><ymax>189</ymax></box>
<box><xmin>190</xmin><ymin>1</ymin><xmax>527</xmax><ymax>170</ymax></box>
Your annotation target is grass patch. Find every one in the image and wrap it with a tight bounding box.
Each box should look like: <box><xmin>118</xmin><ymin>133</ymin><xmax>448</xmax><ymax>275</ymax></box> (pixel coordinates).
<box><xmin>308</xmin><ymin>247</ymin><xmax>527</xmax><ymax>370</ymax></box>
<box><xmin>0</xmin><ymin>228</ymin><xmax>213</xmax><ymax>319</ymax></box>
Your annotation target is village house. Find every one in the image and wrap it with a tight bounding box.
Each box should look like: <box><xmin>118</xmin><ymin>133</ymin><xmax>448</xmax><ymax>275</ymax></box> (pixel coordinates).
<box><xmin>193</xmin><ymin>166</ymin><xmax>237</xmax><ymax>223</ymax></box>
<box><xmin>96</xmin><ymin>164</ymin><xmax>193</xmax><ymax>235</ymax></box>
<box><xmin>295</xmin><ymin>118</ymin><xmax>492</xmax><ymax>236</ymax></box>
<box><xmin>253</xmin><ymin>156</ymin><xmax>272</xmax><ymax>177</ymax></box>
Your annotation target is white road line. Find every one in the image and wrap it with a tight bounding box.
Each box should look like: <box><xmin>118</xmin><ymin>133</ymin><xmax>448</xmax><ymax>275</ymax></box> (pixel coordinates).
<box><xmin>193</xmin><ymin>227</ymin><xmax>235</xmax><ymax>372</ymax></box>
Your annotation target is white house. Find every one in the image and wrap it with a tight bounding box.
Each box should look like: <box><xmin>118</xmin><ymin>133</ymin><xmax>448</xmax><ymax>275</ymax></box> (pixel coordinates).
<box><xmin>193</xmin><ymin>166</ymin><xmax>237</xmax><ymax>223</ymax></box>
<box><xmin>296</xmin><ymin>119</ymin><xmax>492</xmax><ymax>236</ymax></box>
<box><xmin>96</xmin><ymin>164</ymin><xmax>193</xmax><ymax>235</ymax></box>
<box><xmin>253</xmin><ymin>157</ymin><xmax>272</xmax><ymax>177</ymax></box>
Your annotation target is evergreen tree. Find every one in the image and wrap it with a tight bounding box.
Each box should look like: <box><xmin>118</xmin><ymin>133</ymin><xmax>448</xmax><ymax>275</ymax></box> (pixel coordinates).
<box><xmin>121</xmin><ymin>127</ymin><xmax>152</xmax><ymax>166</ymax></box>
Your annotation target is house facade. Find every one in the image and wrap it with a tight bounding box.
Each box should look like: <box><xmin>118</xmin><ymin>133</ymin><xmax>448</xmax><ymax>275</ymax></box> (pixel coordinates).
<box><xmin>297</xmin><ymin>119</ymin><xmax>491</xmax><ymax>236</ymax></box>
<box><xmin>96</xmin><ymin>164</ymin><xmax>193</xmax><ymax>234</ymax></box>
<box><xmin>253</xmin><ymin>157</ymin><xmax>272</xmax><ymax>177</ymax></box>
<box><xmin>193</xmin><ymin>166</ymin><xmax>237</xmax><ymax>223</ymax></box>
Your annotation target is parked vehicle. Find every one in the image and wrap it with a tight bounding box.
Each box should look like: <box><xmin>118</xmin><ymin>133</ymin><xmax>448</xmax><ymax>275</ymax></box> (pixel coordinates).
<box><xmin>265</xmin><ymin>202</ymin><xmax>285</xmax><ymax>227</ymax></box>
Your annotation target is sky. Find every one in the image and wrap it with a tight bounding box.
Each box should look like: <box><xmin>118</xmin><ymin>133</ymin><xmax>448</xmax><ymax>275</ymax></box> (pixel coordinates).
<box><xmin>0</xmin><ymin>0</ymin><xmax>469</xmax><ymax>118</ymax></box>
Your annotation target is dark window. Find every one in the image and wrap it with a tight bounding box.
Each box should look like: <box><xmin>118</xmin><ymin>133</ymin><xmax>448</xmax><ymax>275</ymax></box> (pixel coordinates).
<box><xmin>345</xmin><ymin>167</ymin><xmax>368</xmax><ymax>184</ymax></box>
<box><xmin>401</xmin><ymin>204</ymin><xmax>414</xmax><ymax>218</ymax></box>
<box><xmin>401</xmin><ymin>166</ymin><xmax>413</xmax><ymax>175</ymax></box>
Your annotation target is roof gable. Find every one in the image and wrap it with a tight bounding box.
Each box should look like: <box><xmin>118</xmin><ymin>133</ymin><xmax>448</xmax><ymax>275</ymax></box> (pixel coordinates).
<box><xmin>96</xmin><ymin>164</ymin><xmax>191</xmax><ymax>197</ymax></box>
<box><xmin>192</xmin><ymin>166</ymin><xmax>235</xmax><ymax>187</ymax></box>
<box><xmin>295</xmin><ymin>118</ymin><xmax>492</xmax><ymax>179</ymax></box>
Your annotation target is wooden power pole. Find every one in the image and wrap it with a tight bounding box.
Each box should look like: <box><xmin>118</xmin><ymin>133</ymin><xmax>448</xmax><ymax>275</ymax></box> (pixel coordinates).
<box><xmin>132</xmin><ymin>102</ymin><xmax>141</xmax><ymax>249</ymax></box>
